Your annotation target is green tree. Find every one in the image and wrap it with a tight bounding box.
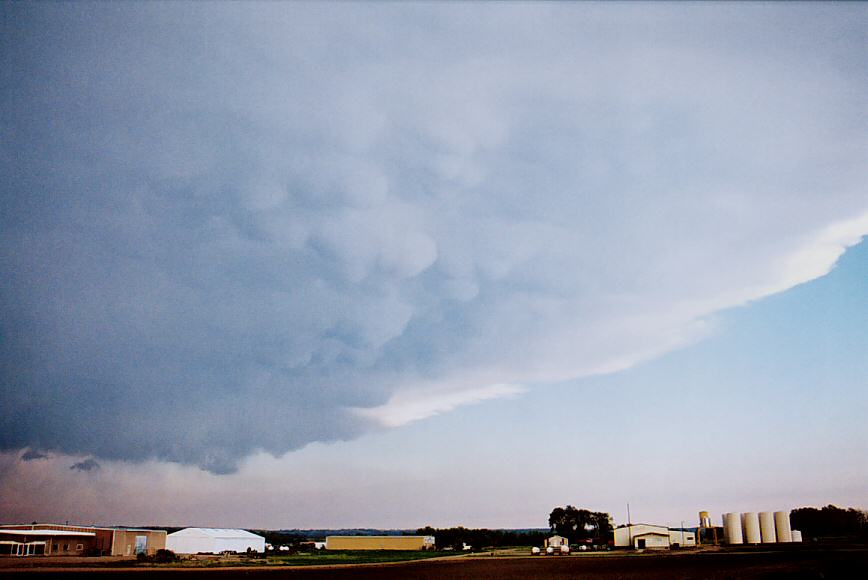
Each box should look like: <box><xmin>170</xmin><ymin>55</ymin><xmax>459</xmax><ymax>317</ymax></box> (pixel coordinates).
<box><xmin>549</xmin><ymin>506</ymin><xmax>612</xmax><ymax>543</ymax></box>
<box><xmin>791</xmin><ymin>505</ymin><xmax>868</xmax><ymax>539</ymax></box>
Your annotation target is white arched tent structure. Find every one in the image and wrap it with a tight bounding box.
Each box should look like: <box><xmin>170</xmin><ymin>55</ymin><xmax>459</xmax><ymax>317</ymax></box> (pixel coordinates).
<box><xmin>166</xmin><ymin>528</ymin><xmax>265</xmax><ymax>554</ymax></box>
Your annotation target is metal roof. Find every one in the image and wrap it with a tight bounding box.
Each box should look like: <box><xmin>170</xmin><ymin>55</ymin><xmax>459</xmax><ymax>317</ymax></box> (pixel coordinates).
<box><xmin>0</xmin><ymin>530</ymin><xmax>96</xmax><ymax>537</ymax></box>
<box><xmin>168</xmin><ymin>528</ymin><xmax>263</xmax><ymax>539</ymax></box>
<box><xmin>0</xmin><ymin>523</ymin><xmax>164</xmax><ymax>533</ymax></box>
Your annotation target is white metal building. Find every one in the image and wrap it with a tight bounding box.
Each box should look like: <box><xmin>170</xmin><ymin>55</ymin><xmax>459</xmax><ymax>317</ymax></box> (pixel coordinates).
<box><xmin>166</xmin><ymin>528</ymin><xmax>265</xmax><ymax>554</ymax></box>
<box><xmin>614</xmin><ymin>524</ymin><xmax>696</xmax><ymax>549</ymax></box>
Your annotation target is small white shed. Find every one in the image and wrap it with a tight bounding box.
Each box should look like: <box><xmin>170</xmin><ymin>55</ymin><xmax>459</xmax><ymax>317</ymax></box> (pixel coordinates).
<box><xmin>166</xmin><ymin>528</ymin><xmax>265</xmax><ymax>554</ymax></box>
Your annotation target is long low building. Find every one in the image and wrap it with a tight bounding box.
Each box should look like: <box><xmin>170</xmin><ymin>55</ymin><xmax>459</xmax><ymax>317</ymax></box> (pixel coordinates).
<box><xmin>0</xmin><ymin>529</ymin><xmax>96</xmax><ymax>557</ymax></box>
<box><xmin>614</xmin><ymin>524</ymin><xmax>696</xmax><ymax>549</ymax></box>
<box><xmin>0</xmin><ymin>524</ymin><xmax>166</xmax><ymax>556</ymax></box>
<box><xmin>325</xmin><ymin>536</ymin><xmax>436</xmax><ymax>551</ymax></box>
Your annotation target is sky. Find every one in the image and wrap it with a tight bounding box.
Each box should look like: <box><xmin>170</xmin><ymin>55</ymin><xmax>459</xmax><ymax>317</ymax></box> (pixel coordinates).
<box><xmin>1</xmin><ymin>2</ymin><xmax>866</xmax><ymax>530</ymax></box>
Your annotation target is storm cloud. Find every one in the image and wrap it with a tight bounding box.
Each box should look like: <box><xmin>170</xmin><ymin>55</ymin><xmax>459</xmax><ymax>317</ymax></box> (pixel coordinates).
<box><xmin>1</xmin><ymin>3</ymin><xmax>866</xmax><ymax>473</ymax></box>
<box><xmin>20</xmin><ymin>450</ymin><xmax>48</xmax><ymax>462</ymax></box>
<box><xmin>69</xmin><ymin>458</ymin><xmax>100</xmax><ymax>472</ymax></box>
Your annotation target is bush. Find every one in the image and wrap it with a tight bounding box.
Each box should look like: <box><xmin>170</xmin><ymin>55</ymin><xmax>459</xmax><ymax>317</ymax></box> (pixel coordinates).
<box><xmin>136</xmin><ymin>549</ymin><xmax>179</xmax><ymax>564</ymax></box>
<box><xmin>153</xmin><ymin>549</ymin><xmax>179</xmax><ymax>563</ymax></box>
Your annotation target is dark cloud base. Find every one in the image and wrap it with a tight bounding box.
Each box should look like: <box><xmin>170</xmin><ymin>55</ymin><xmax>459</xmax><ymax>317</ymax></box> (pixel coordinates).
<box><xmin>2</xmin><ymin>3</ymin><xmax>866</xmax><ymax>473</ymax></box>
<box><xmin>69</xmin><ymin>458</ymin><xmax>100</xmax><ymax>472</ymax></box>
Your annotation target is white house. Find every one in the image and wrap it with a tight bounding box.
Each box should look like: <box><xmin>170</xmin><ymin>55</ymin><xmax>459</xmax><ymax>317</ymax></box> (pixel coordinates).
<box><xmin>166</xmin><ymin>528</ymin><xmax>265</xmax><ymax>554</ymax></box>
<box><xmin>614</xmin><ymin>524</ymin><xmax>695</xmax><ymax>549</ymax></box>
<box><xmin>544</xmin><ymin>535</ymin><xmax>568</xmax><ymax>548</ymax></box>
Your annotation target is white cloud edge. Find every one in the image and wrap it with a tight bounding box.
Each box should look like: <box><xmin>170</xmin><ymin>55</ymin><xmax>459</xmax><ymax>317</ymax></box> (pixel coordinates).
<box><xmin>355</xmin><ymin>210</ymin><xmax>868</xmax><ymax>428</ymax></box>
<box><xmin>353</xmin><ymin>383</ymin><xmax>527</xmax><ymax>428</ymax></box>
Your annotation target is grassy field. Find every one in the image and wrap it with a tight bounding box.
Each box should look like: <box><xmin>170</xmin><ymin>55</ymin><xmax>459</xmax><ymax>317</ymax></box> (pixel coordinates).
<box><xmin>263</xmin><ymin>550</ymin><xmax>452</xmax><ymax>566</ymax></box>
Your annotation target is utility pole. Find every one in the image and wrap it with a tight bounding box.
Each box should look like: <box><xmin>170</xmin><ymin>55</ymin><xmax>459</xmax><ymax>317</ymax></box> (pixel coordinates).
<box><xmin>627</xmin><ymin>502</ymin><xmax>632</xmax><ymax>548</ymax></box>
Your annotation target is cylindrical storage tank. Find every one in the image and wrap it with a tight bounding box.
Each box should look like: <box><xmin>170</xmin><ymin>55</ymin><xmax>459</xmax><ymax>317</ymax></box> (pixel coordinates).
<box><xmin>759</xmin><ymin>512</ymin><xmax>777</xmax><ymax>543</ymax></box>
<box><xmin>774</xmin><ymin>511</ymin><xmax>792</xmax><ymax>543</ymax></box>
<box><xmin>723</xmin><ymin>513</ymin><xmax>743</xmax><ymax>544</ymax></box>
<box><xmin>740</xmin><ymin>513</ymin><xmax>746</xmax><ymax>541</ymax></box>
<box><xmin>791</xmin><ymin>530</ymin><xmax>802</xmax><ymax>542</ymax></box>
<box><xmin>699</xmin><ymin>511</ymin><xmax>712</xmax><ymax>528</ymax></box>
<box><xmin>742</xmin><ymin>512</ymin><xmax>761</xmax><ymax>544</ymax></box>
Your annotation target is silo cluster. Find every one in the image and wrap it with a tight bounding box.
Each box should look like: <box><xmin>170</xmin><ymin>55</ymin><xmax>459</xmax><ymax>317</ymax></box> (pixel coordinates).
<box><xmin>722</xmin><ymin>510</ymin><xmax>800</xmax><ymax>544</ymax></box>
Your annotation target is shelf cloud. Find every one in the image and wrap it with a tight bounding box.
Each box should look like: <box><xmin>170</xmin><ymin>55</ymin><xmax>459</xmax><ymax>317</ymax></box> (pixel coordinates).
<box><xmin>1</xmin><ymin>3</ymin><xmax>866</xmax><ymax>473</ymax></box>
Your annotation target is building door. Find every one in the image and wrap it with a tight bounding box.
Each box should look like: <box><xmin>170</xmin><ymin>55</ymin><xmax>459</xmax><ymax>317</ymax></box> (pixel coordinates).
<box><xmin>637</xmin><ymin>539</ymin><xmax>646</xmax><ymax>549</ymax></box>
<box><xmin>135</xmin><ymin>536</ymin><xmax>148</xmax><ymax>555</ymax></box>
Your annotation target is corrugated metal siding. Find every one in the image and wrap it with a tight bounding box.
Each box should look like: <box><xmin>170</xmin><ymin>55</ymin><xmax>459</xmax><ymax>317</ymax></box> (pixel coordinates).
<box><xmin>326</xmin><ymin>536</ymin><xmax>430</xmax><ymax>550</ymax></box>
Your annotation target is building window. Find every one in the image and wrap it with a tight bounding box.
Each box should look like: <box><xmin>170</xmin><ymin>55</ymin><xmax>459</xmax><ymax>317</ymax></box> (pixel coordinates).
<box><xmin>63</xmin><ymin>543</ymin><xmax>69</xmax><ymax>551</ymax></box>
<box><xmin>76</xmin><ymin>543</ymin><xmax>83</xmax><ymax>551</ymax></box>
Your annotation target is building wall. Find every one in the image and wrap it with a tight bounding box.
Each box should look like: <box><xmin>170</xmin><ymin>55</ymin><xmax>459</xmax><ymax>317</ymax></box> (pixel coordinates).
<box><xmin>668</xmin><ymin>530</ymin><xmax>696</xmax><ymax>546</ymax></box>
<box><xmin>614</xmin><ymin>525</ymin><xmax>669</xmax><ymax>547</ymax></box>
<box><xmin>111</xmin><ymin>529</ymin><xmax>166</xmax><ymax>556</ymax></box>
<box><xmin>326</xmin><ymin>536</ymin><xmax>435</xmax><ymax>550</ymax></box>
<box><xmin>0</xmin><ymin>524</ymin><xmax>165</xmax><ymax>556</ymax></box>
<box><xmin>545</xmin><ymin>536</ymin><xmax>568</xmax><ymax>548</ymax></box>
<box><xmin>0</xmin><ymin>532</ymin><xmax>97</xmax><ymax>556</ymax></box>
<box><xmin>615</xmin><ymin>525</ymin><xmax>695</xmax><ymax>548</ymax></box>
<box><xmin>166</xmin><ymin>534</ymin><xmax>215</xmax><ymax>555</ymax></box>
<box><xmin>2</xmin><ymin>524</ymin><xmax>113</xmax><ymax>555</ymax></box>
<box><xmin>635</xmin><ymin>534</ymin><xmax>670</xmax><ymax>548</ymax></box>
<box><xmin>213</xmin><ymin>537</ymin><xmax>265</xmax><ymax>553</ymax></box>
<box><xmin>166</xmin><ymin>532</ymin><xmax>264</xmax><ymax>554</ymax></box>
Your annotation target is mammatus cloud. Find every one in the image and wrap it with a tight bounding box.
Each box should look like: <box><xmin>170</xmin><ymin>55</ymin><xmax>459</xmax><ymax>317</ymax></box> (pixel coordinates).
<box><xmin>1</xmin><ymin>3</ymin><xmax>867</xmax><ymax>473</ymax></box>
<box><xmin>20</xmin><ymin>450</ymin><xmax>49</xmax><ymax>462</ymax></box>
<box><xmin>70</xmin><ymin>459</ymin><xmax>101</xmax><ymax>472</ymax></box>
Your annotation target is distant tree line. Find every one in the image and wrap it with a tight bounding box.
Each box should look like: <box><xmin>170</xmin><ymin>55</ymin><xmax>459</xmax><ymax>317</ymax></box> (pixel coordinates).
<box><xmin>548</xmin><ymin>506</ymin><xmax>613</xmax><ymax>545</ymax></box>
<box><xmin>791</xmin><ymin>505</ymin><xmax>868</xmax><ymax>539</ymax></box>
<box><xmin>414</xmin><ymin>526</ymin><xmax>549</xmax><ymax>550</ymax></box>
<box><xmin>255</xmin><ymin>531</ymin><xmax>299</xmax><ymax>546</ymax></box>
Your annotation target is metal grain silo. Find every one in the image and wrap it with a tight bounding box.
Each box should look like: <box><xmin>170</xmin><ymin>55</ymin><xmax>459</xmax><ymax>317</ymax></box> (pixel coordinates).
<box><xmin>723</xmin><ymin>512</ymin><xmax>743</xmax><ymax>544</ymax></box>
<box><xmin>759</xmin><ymin>512</ymin><xmax>776</xmax><ymax>543</ymax></box>
<box><xmin>742</xmin><ymin>512</ymin><xmax>761</xmax><ymax>544</ymax></box>
<box><xmin>774</xmin><ymin>511</ymin><xmax>792</xmax><ymax>543</ymax></box>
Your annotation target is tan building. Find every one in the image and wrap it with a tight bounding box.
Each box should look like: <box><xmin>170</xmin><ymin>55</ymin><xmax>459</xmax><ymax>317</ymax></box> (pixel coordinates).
<box><xmin>325</xmin><ymin>535</ymin><xmax>435</xmax><ymax>551</ymax></box>
<box><xmin>0</xmin><ymin>523</ymin><xmax>166</xmax><ymax>556</ymax></box>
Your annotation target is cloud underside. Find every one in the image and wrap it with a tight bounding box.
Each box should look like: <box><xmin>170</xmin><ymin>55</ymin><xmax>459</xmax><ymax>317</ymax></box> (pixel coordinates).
<box><xmin>1</xmin><ymin>4</ymin><xmax>866</xmax><ymax>472</ymax></box>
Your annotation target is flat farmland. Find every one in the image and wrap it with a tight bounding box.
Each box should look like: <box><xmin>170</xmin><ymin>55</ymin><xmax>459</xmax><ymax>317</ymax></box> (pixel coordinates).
<box><xmin>2</xmin><ymin>546</ymin><xmax>867</xmax><ymax>579</ymax></box>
